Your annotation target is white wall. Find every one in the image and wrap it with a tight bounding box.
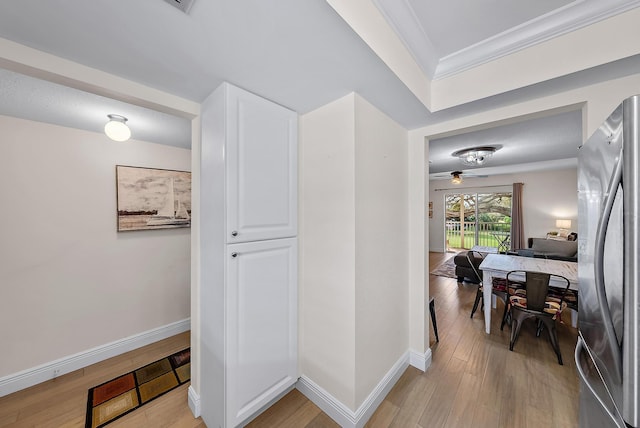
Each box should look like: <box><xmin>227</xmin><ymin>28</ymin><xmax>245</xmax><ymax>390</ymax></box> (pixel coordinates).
<box><xmin>299</xmin><ymin>93</ymin><xmax>409</xmax><ymax>412</ymax></box>
<box><xmin>299</xmin><ymin>94</ymin><xmax>357</xmax><ymax>409</ymax></box>
<box><xmin>354</xmin><ymin>95</ymin><xmax>408</xmax><ymax>406</ymax></box>
<box><xmin>0</xmin><ymin>115</ymin><xmax>191</xmax><ymax>377</ymax></box>
<box><xmin>428</xmin><ymin>168</ymin><xmax>578</xmax><ymax>252</ymax></box>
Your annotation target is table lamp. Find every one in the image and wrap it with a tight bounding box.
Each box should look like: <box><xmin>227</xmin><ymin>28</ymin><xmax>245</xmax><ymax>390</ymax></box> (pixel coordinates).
<box><xmin>556</xmin><ymin>219</ymin><xmax>571</xmax><ymax>237</ymax></box>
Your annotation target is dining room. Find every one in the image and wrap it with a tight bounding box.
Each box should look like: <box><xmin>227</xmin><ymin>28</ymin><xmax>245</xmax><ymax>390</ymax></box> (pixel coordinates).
<box><xmin>420</xmin><ymin>251</ymin><xmax>579</xmax><ymax>427</ymax></box>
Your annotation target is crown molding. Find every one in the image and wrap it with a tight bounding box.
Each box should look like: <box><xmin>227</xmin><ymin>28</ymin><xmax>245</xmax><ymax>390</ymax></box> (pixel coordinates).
<box><xmin>371</xmin><ymin>0</ymin><xmax>439</xmax><ymax>77</ymax></box>
<box><xmin>374</xmin><ymin>0</ymin><xmax>640</xmax><ymax>81</ymax></box>
<box><xmin>434</xmin><ymin>0</ymin><xmax>640</xmax><ymax>79</ymax></box>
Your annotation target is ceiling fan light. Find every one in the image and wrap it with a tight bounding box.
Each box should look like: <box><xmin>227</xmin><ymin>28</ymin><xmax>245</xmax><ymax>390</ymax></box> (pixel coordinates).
<box><xmin>104</xmin><ymin>114</ymin><xmax>131</xmax><ymax>142</ymax></box>
<box><xmin>453</xmin><ymin>146</ymin><xmax>498</xmax><ymax>166</ymax></box>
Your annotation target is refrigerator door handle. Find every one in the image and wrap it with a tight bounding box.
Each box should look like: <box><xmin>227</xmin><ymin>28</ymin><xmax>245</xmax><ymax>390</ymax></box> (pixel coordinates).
<box><xmin>593</xmin><ymin>147</ymin><xmax>624</xmax><ymax>382</ymax></box>
<box><xmin>575</xmin><ymin>337</ymin><xmax>625</xmax><ymax>428</ymax></box>
<box><xmin>621</xmin><ymin>95</ymin><xmax>640</xmax><ymax>427</ymax></box>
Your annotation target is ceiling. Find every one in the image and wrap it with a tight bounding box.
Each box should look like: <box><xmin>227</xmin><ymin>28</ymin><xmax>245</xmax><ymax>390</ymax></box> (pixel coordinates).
<box><xmin>0</xmin><ymin>68</ymin><xmax>191</xmax><ymax>148</ymax></box>
<box><xmin>0</xmin><ymin>0</ymin><xmax>638</xmax><ymax>168</ymax></box>
<box><xmin>428</xmin><ymin>109</ymin><xmax>582</xmax><ymax>179</ymax></box>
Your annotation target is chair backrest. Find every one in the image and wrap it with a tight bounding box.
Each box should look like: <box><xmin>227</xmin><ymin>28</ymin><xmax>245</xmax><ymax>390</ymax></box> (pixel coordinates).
<box><xmin>466</xmin><ymin>250</ymin><xmax>484</xmax><ymax>283</ymax></box>
<box><xmin>506</xmin><ymin>270</ymin><xmax>570</xmax><ymax>312</ymax></box>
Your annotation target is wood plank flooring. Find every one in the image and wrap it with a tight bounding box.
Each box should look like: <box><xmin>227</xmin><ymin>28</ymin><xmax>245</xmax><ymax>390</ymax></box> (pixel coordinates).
<box><xmin>249</xmin><ymin>251</ymin><xmax>580</xmax><ymax>428</ymax></box>
<box><xmin>0</xmin><ymin>331</ymin><xmax>204</xmax><ymax>428</ymax></box>
<box><xmin>0</xmin><ymin>251</ymin><xmax>579</xmax><ymax>427</ymax></box>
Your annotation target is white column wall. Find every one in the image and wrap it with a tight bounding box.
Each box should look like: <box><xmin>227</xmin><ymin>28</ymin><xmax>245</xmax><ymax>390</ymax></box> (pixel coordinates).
<box><xmin>299</xmin><ymin>94</ymin><xmax>358</xmax><ymax>409</ymax></box>
<box><xmin>0</xmin><ymin>116</ymin><xmax>191</xmax><ymax>377</ymax></box>
<box><xmin>299</xmin><ymin>93</ymin><xmax>410</xmax><ymax>412</ymax></box>
<box><xmin>408</xmin><ymin>132</ymin><xmax>428</xmax><ymax>357</ymax></box>
<box><xmin>353</xmin><ymin>95</ymin><xmax>409</xmax><ymax>407</ymax></box>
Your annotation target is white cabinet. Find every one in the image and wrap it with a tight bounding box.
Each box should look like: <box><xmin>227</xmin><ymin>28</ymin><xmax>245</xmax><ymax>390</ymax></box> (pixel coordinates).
<box><xmin>199</xmin><ymin>82</ymin><xmax>298</xmax><ymax>428</ymax></box>
<box><xmin>225</xmin><ymin>84</ymin><xmax>297</xmax><ymax>243</ymax></box>
<box><xmin>226</xmin><ymin>238</ymin><xmax>297</xmax><ymax>427</ymax></box>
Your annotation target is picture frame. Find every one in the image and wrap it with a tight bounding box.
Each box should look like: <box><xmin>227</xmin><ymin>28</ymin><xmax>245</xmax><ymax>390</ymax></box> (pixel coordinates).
<box><xmin>116</xmin><ymin>165</ymin><xmax>191</xmax><ymax>231</ymax></box>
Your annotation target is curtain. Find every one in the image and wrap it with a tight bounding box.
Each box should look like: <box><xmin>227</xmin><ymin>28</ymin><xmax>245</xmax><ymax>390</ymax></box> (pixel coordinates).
<box><xmin>511</xmin><ymin>182</ymin><xmax>524</xmax><ymax>250</ymax></box>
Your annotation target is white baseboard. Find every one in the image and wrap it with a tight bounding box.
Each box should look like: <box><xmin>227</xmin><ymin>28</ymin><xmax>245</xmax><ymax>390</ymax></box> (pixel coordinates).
<box><xmin>297</xmin><ymin>351</ymin><xmax>409</xmax><ymax>428</ymax></box>
<box><xmin>409</xmin><ymin>348</ymin><xmax>433</xmax><ymax>372</ymax></box>
<box><xmin>188</xmin><ymin>385</ymin><xmax>201</xmax><ymax>418</ymax></box>
<box><xmin>0</xmin><ymin>318</ymin><xmax>190</xmax><ymax>397</ymax></box>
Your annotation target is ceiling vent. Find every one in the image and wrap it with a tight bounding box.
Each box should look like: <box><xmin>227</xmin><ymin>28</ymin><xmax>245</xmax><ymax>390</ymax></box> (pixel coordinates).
<box><xmin>163</xmin><ymin>0</ymin><xmax>195</xmax><ymax>14</ymax></box>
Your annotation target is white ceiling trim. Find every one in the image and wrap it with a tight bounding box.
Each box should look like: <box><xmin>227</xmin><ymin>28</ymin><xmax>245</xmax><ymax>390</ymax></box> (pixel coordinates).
<box><xmin>435</xmin><ymin>0</ymin><xmax>640</xmax><ymax>79</ymax></box>
<box><xmin>375</xmin><ymin>0</ymin><xmax>640</xmax><ymax>81</ymax></box>
<box><xmin>326</xmin><ymin>0</ymin><xmax>432</xmax><ymax>110</ymax></box>
<box><xmin>371</xmin><ymin>0</ymin><xmax>439</xmax><ymax>77</ymax></box>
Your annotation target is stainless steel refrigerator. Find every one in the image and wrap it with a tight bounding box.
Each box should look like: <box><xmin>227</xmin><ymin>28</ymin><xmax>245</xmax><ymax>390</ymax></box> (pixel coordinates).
<box><xmin>577</xmin><ymin>95</ymin><xmax>639</xmax><ymax>428</ymax></box>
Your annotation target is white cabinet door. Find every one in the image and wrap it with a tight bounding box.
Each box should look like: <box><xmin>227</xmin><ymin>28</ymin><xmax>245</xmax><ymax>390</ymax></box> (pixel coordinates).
<box><xmin>226</xmin><ymin>85</ymin><xmax>297</xmax><ymax>243</ymax></box>
<box><xmin>225</xmin><ymin>238</ymin><xmax>297</xmax><ymax>427</ymax></box>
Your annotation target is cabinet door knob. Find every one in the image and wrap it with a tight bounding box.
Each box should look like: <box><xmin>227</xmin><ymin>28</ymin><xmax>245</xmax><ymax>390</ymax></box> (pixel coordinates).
<box><xmin>231</xmin><ymin>252</ymin><xmax>238</xmax><ymax>258</ymax></box>
<box><xmin>231</xmin><ymin>231</ymin><xmax>238</xmax><ymax>237</ymax></box>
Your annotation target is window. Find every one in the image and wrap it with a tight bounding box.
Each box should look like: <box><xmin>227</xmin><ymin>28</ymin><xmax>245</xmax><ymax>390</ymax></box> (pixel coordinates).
<box><xmin>444</xmin><ymin>192</ymin><xmax>512</xmax><ymax>251</ymax></box>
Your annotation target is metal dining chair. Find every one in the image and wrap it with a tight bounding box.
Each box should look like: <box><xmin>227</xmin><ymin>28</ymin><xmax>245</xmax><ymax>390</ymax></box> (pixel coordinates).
<box><xmin>491</xmin><ymin>232</ymin><xmax>511</xmax><ymax>253</ymax></box>
<box><xmin>468</xmin><ymin>251</ymin><xmax>522</xmax><ymax>329</ymax></box>
<box><xmin>505</xmin><ymin>270</ymin><xmax>571</xmax><ymax>365</ymax></box>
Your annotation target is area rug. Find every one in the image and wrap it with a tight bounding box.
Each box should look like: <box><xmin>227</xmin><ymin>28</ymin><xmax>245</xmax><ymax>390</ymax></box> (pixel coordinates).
<box><xmin>429</xmin><ymin>255</ymin><xmax>458</xmax><ymax>279</ymax></box>
<box><xmin>85</xmin><ymin>348</ymin><xmax>190</xmax><ymax>428</ymax></box>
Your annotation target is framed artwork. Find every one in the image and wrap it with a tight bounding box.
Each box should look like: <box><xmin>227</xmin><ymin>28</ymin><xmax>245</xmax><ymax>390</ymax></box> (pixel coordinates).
<box><xmin>116</xmin><ymin>165</ymin><xmax>191</xmax><ymax>231</ymax></box>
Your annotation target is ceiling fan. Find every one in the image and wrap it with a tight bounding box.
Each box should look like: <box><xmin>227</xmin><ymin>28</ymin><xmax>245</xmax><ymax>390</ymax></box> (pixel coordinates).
<box><xmin>430</xmin><ymin>170</ymin><xmax>488</xmax><ymax>184</ymax></box>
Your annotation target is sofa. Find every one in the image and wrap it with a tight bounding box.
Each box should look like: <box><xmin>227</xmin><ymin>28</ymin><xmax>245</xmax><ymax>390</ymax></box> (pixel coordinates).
<box><xmin>454</xmin><ymin>251</ymin><xmax>483</xmax><ymax>283</ymax></box>
<box><xmin>525</xmin><ymin>237</ymin><xmax>578</xmax><ymax>262</ymax></box>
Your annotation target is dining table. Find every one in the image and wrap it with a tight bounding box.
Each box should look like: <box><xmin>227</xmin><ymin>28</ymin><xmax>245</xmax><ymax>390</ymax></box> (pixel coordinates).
<box><xmin>478</xmin><ymin>253</ymin><xmax>578</xmax><ymax>334</ymax></box>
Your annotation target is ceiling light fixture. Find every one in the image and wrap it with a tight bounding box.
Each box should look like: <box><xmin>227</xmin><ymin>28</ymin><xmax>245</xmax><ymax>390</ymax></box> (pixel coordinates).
<box><xmin>104</xmin><ymin>114</ymin><xmax>131</xmax><ymax>142</ymax></box>
<box><xmin>451</xmin><ymin>171</ymin><xmax>462</xmax><ymax>184</ymax></box>
<box><xmin>452</xmin><ymin>146</ymin><xmax>498</xmax><ymax>166</ymax></box>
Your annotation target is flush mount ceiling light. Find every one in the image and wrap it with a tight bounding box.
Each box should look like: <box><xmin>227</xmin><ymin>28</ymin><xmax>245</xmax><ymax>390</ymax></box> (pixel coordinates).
<box><xmin>104</xmin><ymin>114</ymin><xmax>131</xmax><ymax>142</ymax></box>
<box><xmin>452</xmin><ymin>146</ymin><xmax>498</xmax><ymax>166</ymax></box>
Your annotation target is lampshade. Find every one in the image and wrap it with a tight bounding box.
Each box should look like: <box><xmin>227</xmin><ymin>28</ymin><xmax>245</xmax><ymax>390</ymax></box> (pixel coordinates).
<box><xmin>451</xmin><ymin>171</ymin><xmax>462</xmax><ymax>184</ymax></box>
<box><xmin>104</xmin><ymin>114</ymin><xmax>131</xmax><ymax>142</ymax></box>
<box><xmin>556</xmin><ymin>219</ymin><xmax>571</xmax><ymax>229</ymax></box>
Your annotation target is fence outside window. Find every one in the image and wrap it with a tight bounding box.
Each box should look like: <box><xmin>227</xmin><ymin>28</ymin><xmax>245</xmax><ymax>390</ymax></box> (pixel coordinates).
<box><xmin>445</xmin><ymin>220</ymin><xmax>510</xmax><ymax>250</ymax></box>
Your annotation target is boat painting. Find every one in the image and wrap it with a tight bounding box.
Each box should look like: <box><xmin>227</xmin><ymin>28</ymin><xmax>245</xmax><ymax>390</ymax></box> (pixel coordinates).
<box><xmin>116</xmin><ymin>165</ymin><xmax>191</xmax><ymax>231</ymax></box>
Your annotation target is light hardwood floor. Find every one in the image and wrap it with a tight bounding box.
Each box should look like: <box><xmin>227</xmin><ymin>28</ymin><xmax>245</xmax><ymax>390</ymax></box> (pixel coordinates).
<box><xmin>0</xmin><ymin>252</ymin><xmax>579</xmax><ymax>427</ymax></box>
<box><xmin>0</xmin><ymin>331</ymin><xmax>204</xmax><ymax>428</ymax></box>
<box><xmin>249</xmin><ymin>251</ymin><xmax>579</xmax><ymax>428</ymax></box>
